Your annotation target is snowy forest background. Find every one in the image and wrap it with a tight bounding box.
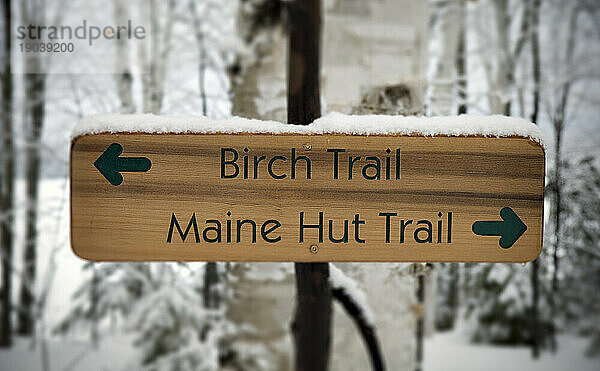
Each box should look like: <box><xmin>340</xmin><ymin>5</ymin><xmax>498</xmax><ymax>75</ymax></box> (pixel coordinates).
<box><xmin>1</xmin><ymin>0</ymin><xmax>600</xmax><ymax>370</ymax></box>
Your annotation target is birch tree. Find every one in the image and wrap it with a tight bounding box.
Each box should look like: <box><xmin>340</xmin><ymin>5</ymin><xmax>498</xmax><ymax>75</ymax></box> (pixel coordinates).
<box><xmin>430</xmin><ymin>0</ymin><xmax>461</xmax><ymax>116</ymax></box>
<box><xmin>18</xmin><ymin>0</ymin><xmax>49</xmax><ymax>337</ymax></box>
<box><xmin>561</xmin><ymin>156</ymin><xmax>600</xmax><ymax>357</ymax></box>
<box><xmin>16</xmin><ymin>0</ymin><xmax>69</xmax><ymax>337</ymax></box>
<box><xmin>113</xmin><ymin>1</ymin><xmax>135</xmax><ymax>114</ymax></box>
<box><xmin>464</xmin><ymin>0</ymin><xmax>551</xmax><ymax>351</ymax></box>
<box><xmin>529</xmin><ymin>0</ymin><xmax>542</xmax><ymax>358</ymax></box>
<box><xmin>140</xmin><ymin>0</ymin><xmax>177</xmax><ymax>114</ymax></box>
<box><xmin>432</xmin><ymin>1</ymin><xmax>467</xmax><ymax>331</ymax></box>
<box><xmin>474</xmin><ymin>0</ymin><xmax>532</xmax><ymax>115</ymax></box>
<box><xmin>543</xmin><ymin>0</ymin><xmax>600</xmax><ymax>351</ymax></box>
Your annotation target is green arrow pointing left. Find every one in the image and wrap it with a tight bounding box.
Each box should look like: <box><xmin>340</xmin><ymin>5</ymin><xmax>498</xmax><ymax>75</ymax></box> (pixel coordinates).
<box><xmin>94</xmin><ymin>143</ymin><xmax>152</xmax><ymax>186</ymax></box>
<box><xmin>472</xmin><ymin>207</ymin><xmax>527</xmax><ymax>249</ymax></box>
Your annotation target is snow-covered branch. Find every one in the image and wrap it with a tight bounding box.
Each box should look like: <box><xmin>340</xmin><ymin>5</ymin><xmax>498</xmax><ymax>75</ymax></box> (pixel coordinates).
<box><xmin>329</xmin><ymin>264</ymin><xmax>384</xmax><ymax>371</ymax></box>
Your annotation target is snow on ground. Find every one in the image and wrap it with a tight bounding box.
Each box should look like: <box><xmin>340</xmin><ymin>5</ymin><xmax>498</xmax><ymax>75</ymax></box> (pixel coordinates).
<box><xmin>424</xmin><ymin>331</ymin><xmax>600</xmax><ymax>371</ymax></box>
<box><xmin>2</xmin><ymin>329</ymin><xmax>597</xmax><ymax>371</ymax></box>
<box><xmin>13</xmin><ymin>178</ymin><xmax>81</xmax><ymax>328</ymax></box>
<box><xmin>0</xmin><ymin>335</ymin><xmax>137</xmax><ymax>371</ymax></box>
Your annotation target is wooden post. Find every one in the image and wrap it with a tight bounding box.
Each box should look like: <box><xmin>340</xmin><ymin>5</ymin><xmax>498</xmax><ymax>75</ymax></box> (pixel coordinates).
<box><xmin>288</xmin><ymin>0</ymin><xmax>321</xmax><ymax>125</ymax></box>
<box><xmin>287</xmin><ymin>1</ymin><xmax>332</xmax><ymax>370</ymax></box>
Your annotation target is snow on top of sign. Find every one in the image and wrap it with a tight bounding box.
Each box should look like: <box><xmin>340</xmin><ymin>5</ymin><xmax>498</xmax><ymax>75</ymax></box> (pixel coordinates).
<box><xmin>72</xmin><ymin>114</ymin><xmax>303</xmax><ymax>137</ymax></box>
<box><xmin>73</xmin><ymin>112</ymin><xmax>545</xmax><ymax>147</ymax></box>
<box><xmin>313</xmin><ymin>112</ymin><xmax>545</xmax><ymax>147</ymax></box>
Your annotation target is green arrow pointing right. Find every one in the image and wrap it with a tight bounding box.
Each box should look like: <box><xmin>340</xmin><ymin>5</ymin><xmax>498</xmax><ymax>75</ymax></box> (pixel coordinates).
<box><xmin>472</xmin><ymin>207</ymin><xmax>527</xmax><ymax>249</ymax></box>
<box><xmin>94</xmin><ymin>143</ymin><xmax>152</xmax><ymax>186</ymax></box>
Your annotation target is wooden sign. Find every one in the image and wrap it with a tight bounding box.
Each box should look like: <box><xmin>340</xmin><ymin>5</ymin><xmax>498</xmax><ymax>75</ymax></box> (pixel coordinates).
<box><xmin>71</xmin><ymin>132</ymin><xmax>544</xmax><ymax>262</ymax></box>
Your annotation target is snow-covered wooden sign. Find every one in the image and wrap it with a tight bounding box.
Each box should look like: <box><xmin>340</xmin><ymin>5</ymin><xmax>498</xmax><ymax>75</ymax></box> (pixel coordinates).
<box><xmin>70</xmin><ymin>113</ymin><xmax>545</xmax><ymax>262</ymax></box>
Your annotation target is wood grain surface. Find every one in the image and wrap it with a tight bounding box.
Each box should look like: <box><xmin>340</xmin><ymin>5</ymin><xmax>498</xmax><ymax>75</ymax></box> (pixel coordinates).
<box><xmin>70</xmin><ymin>133</ymin><xmax>545</xmax><ymax>262</ymax></box>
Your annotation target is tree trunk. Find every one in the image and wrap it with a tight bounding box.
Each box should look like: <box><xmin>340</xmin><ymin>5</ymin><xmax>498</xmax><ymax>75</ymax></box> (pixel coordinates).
<box><xmin>431</xmin><ymin>0</ymin><xmax>460</xmax><ymax>116</ymax></box>
<box><xmin>114</xmin><ymin>1</ymin><xmax>135</xmax><ymax>114</ymax></box>
<box><xmin>415</xmin><ymin>274</ymin><xmax>425</xmax><ymax>371</ymax></box>
<box><xmin>447</xmin><ymin>263</ymin><xmax>459</xmax><ymax>329</ymax></box>
<box><xmin>550</xmin><ymin>124</ymin><xmax>561</xmax><ymax>352</ymax></box>
<box><xmin>548</xmin><ymin>114</ymin><xmax>565</xmax><ymax>353</ymax></box>
<box><xmin>230</xmin><ymin>63</ymin><xmax>261</xmax><ymax>119</ymax></box>
<box><xmin>456</xmin><ymin>0</ymin><xmax>467</xmax><ymax>115</ymax></box>
<box><xmin>200</xmin><ymin>262</ymin><xmax>219</xmax><ymax>343</ymax></box>
<box><xmin>0</xmin><ymin>0</ymin><xmax>14</xmax><ymax>348</ymax></box>
<box><xmin>287</xmin><ymin>0</ymin><xmax>321</xmax><ymax>126</ymax></box>
<box><xmin>203</xmin><ymin>262</ymin><xmax>219</xmax><ymax>310</ymax></box>
<box><xmin>529</xmin><ymin>0</ymin><xmax>541</xmax><ymax>359</ymax></box>
<box><xmin>548</xmin><ymin>5</ymin><xmax>578</xmax><ymax>352</ymax></box>
<box><xmin>292</xmin><ymin>263</ymin><xmax>331</xmax><ymax>371</ymax></box>
<box><xmin>288</xmin><ymin>3</ymin><xmax>330</xmax><ymax>369</ymax></box>
<box><xmin>491</xmin><ymin>0</ymin><xmax>511</xmax><ymax>115</ymax></box>
<box><xmin>449</xmin><ymin>2</ymin><xmax>466</xmax><ymax>331</ymax></box>
<box><xmin>531</xmin><ymin>257</ymin><xmax>540</xmax><ymax>356</ymax></box>
<box><xmin>90</xmin><ymin>264</ymin><xmax>99</xmax><ymax>347</ymax></box>
<box><xmin>188</xmin><ymin>0</ymin><xmax>208</xmax><ymax>116</ymax></box>
<box><xmin>17</xmin><ymin>71</ymin><xmax>46</xmax><ymax>337</ymax></box>
<box><xmin>463</xmin><ymin>263</ymin><xmax>471</xmax><ymax>299</ymax></box>
<box><xmin>142</xmin><ymin>0</ymin><xmax>176</xmax><ymax>114</ymax></box>
<box><xmin>198</xmin><ymin>42</ymin><xmax>207</xmax><ymax>117</ymax></box>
